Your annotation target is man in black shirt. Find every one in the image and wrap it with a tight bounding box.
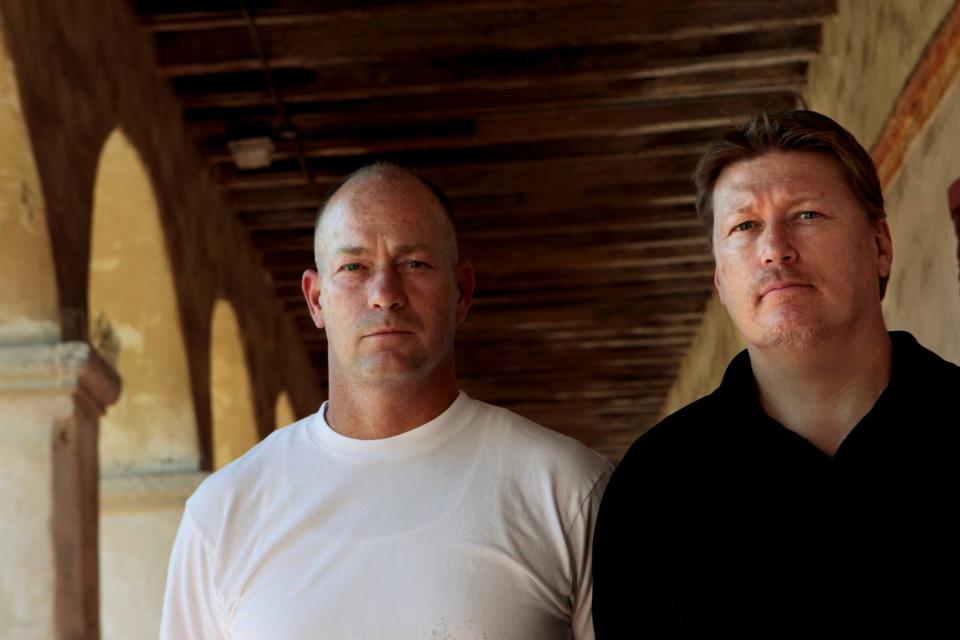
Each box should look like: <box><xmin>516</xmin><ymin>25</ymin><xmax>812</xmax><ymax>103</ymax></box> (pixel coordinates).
<box><xmin>593</xmin><ymin>110</ymin><xmax>959</xmax><ymax>636</ymax></box>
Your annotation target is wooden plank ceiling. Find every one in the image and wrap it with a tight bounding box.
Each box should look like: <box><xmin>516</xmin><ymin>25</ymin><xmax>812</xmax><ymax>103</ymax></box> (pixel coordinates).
<box><xmin>133</xmin><ymin>0</ymin><xmax>835</xmax><ymax>459</ymax></box>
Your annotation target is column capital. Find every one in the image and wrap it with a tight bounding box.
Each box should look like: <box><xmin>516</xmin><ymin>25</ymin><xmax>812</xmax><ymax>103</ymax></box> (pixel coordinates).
<box><xmin>0</xmin><ymin>341</ymin><xmax>121</xmax><ymax>417</ymax></box>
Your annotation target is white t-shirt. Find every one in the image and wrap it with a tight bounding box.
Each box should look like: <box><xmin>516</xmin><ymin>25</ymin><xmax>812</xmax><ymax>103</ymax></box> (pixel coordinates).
<box><xmin>160</xmin><ymin>392</ymin><xmax>612</xmax><ymax>639</ymax></box>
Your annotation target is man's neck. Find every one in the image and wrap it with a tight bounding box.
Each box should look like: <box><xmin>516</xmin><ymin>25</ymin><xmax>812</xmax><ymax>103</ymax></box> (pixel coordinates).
<box><xmin>325</xmin><ymin>371</ymin><xmax>460</xmax><ymax>440</ymax></box>
<box><xmin>748</xmin><ymin>325</ymin><xmax>892</xmax><ymax>456</ymax></box>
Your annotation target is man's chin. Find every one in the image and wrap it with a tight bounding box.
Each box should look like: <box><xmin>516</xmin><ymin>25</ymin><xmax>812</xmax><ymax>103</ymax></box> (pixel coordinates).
<box><xmin>356</xmin><ymin>355</ymin><xmax>427</xmax><ymax>384</ymax></box>
<box><xmin>756</xmin><ymin>320</ymin><xmax>825</xmax><ymax>351</ymax></box>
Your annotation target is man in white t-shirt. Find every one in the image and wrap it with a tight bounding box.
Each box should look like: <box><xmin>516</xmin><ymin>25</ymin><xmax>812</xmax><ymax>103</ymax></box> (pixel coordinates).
<box><xmin>160</xmin><ymin>162</ymin><xmax>612</xmax><ymax>639</ymax></box>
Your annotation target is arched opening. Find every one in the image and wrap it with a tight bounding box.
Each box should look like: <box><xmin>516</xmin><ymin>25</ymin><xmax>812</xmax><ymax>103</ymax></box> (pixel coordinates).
<box><xmin>90</xmin><ymin>128</ymin><xmax>198</xmax><ymax>474</ymax></box>
<box><xmin>275</xmin><ymin>391</ymin><xmax>297</xmax><ymax>429</ymax></box>
<box><xmin>89</xmin><ymin>128</ymin><xmax>199</xmax><ymax>639</ymax></box>
<box><xmin>210</xmin><ymin>299</ymin><xmax>260</xmax><ymax>468</ymax></box>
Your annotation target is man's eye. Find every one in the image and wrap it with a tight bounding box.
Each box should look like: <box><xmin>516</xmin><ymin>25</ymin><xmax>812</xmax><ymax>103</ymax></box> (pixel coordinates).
<box><xmin>798</xmin><ymin>211</ymin><xmax>821</xmax><ymax>220</ymax></box>
<box><xmin>340</xmin><ymin>263</ymin><xmax>361</xmax><ymax>272</ymax></box>
<box><xmin>406</xmin><ymin>260</ymin><xmax>427</xmax><ymax>269</ymax></box>
<box><xmin>733</xmin><ymin>221</ymin><xmax>754</xmax><ymax>232</ymax></box>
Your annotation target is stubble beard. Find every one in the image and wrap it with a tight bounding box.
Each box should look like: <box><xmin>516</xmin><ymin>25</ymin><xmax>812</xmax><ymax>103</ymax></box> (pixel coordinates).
<box><xmin>757</xmin><ymin>303</ymin><xmax>827</xmax><ymax>352</ymax></box>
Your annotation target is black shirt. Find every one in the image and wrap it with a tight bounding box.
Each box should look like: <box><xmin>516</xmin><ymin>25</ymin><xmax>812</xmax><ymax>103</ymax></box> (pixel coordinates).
<box><xmin>594</xmin><ymin>332</ymin><xmax>959</xmax><ymax>637</ymax></box>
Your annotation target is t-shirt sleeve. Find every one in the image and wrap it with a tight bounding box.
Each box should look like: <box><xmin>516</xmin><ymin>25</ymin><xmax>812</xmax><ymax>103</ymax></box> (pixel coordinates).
<box><xmin>159</xmin><ymin>507</ymin><xmax>227</xmax><ymax>640</ymax></box>
<box><xmin>569</xmin><ymin>464</ymin><xmax>613</xmax><ymax>640</ymax></box>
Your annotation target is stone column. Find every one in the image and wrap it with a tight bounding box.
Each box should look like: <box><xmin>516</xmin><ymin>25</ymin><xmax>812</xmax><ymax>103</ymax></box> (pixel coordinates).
<box><xmin>0</xmin><ymin>342</ymin><xmax>120</xmax><ymax>640</ymax></box>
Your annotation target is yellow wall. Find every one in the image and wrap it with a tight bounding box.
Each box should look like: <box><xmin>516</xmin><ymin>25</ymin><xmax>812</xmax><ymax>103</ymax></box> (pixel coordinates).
<box><xmin>805</xmin><ymin>0</ymin><xmax>955</xmax><ymax>147</ymax></box>
<box><xmin>275</xmin><ymin>390</ymin><xmax>297</xmax><ymax>429</ymax></box>
<box><xmin>211</xmin><ymin>299</ymin><xmax>260</xmax><ymax>469</ymax></box>
<box><xmin>90</xmin><ymin>129</ymin><xmax>199</xmax><ymax>474</ymax></box>
<box><xmin>0</xmin><ymin>26</ymin><xmax>58</xmax><ymax>347</ymax></box>
<box><xmin>881</xmin><ymin>77</ymin><xmax>960</xmax><ymax>362</ymax></box>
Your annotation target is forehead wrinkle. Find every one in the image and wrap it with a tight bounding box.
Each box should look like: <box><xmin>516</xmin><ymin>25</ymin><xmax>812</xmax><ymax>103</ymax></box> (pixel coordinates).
<box><xmin>314</xmin><ymin>172</ymin><xmax>459</xmax><ymax>269</ymax></box>
<box><xmin>335</xmin><ymin>245</ymin><xmax>367</xmax><ymax>256</ymax></box>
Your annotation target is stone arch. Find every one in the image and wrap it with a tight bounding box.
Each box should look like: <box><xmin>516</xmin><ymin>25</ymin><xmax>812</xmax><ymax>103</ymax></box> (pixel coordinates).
<box><xmin>89</xmin><ymin>128</ymin><xmax>201</xmax><ymax>639</ymax></box>
<box><xmin>89</xmin><ymin>128</ymin><xmax>199</xmax><ymax>473</ymax></box>
<box><xmin>275</xmin><ymin>390</ymin><xmax>297</xmax><ymax>429</ymax></box>
<box><xmin>210</xmin><ymin>299</ymin><xmax>260</xmax><ymax>469</ymax></box>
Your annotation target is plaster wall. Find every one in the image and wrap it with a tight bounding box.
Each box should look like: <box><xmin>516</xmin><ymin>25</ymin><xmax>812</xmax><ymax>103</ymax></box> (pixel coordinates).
<box><xmin>91</xmin><ymin>129</ymin><xmax>199</xmax><ymax>475</ymax></box>
<box><xmin>275</xmin><ymin>391</ymin><xmax>297</xmax><ymax>429</ymax></box>
<box><xmin>211</xmin><ymin>300</ymin><xmax>260</xmax><ymax>470</ymax></box>
<box><xmin>805</xmin><ymin>0</ymin><xmax>955</xmax><ymax>148</ymax></box>
<box><xmin>99</xmin><ymin>472</ymin><xmax>206</xmax><ymax>640</ymax></box>
<box><xmin>881</xmin><ymin>76</ymin><xmax>960</xmax><ymax>362</ymax></box>
<box><xmin>0</xmin><ymin>21</ymin><xmax>58</xmax><ymax>346</ymax></box>
<box><xmin>0</xmin><ymin>392</ymin><xmax>63</xmax><ymax>639</ymax></box>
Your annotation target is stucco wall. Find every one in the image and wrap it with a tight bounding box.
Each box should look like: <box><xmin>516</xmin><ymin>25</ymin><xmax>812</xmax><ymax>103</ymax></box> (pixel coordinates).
<box><xmin>0</xmin><ymin>19</ymin><xmax>58</xmax><ymax>347</ymax></box>
<box><xmin>805</xmin><ymin>0</ymin><xmax>955</xmax><ymax>148</ymax></box>
<box><xmin>881</xmin><ymin>76</ymin><xmax>960</xmax><ymax>362</ymax></box>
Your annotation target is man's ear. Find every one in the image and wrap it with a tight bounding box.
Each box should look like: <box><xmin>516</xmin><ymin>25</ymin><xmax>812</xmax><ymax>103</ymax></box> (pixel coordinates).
<box><xmin>714</xmin><ymin>264</ymin><xmax>727</xmax><ymax>307</ymax></box>
<box><xmin>302</xmin><ymin>269</ymin><xmax>325</xmax><ymax>329</ymax></box>
<box><xmin>874</xmin><ymin>219</ymin><xmax>893</xmax><ymax>279</ymax></box>
<box><xmin>454</xmin><ymin>259</ymin><xmax>476</xmax><ymax>323</ymax></box>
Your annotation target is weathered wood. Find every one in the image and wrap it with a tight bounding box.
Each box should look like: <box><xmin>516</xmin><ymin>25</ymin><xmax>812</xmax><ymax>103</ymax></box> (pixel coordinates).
<box><xmin>154</xmin><ymin>2</ymin><xmax>831</xmax><ymax>76</ymax></box>
<box><xmin>217</xmin><ymin>127</ymin><xmax>732</xmax><ymax>188</ymax></box>
<box><xmin>140</xmin><ymin>0</ymin><xmax>833</xmax><ymax>35</ymax></box>
<box><xmin>209</xmin><ymin>92</ymin><xmax>797</xmax><ymax>162</ymax></box>
<box><xmin>185</xmin><ymin>62</ymin><xmax>808</xmax><ymax>131</ymax></box>
<box><xmin>177</xmin><ymin>32</ymin><xmax>818</xmax><ymax>114</ymax></box>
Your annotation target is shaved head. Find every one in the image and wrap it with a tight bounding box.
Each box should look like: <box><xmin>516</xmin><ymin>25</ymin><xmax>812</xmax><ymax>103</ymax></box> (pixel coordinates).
<box><xmin>314</xmin><ymin>163</ymin><xmax>459</xmax><ymax>272</ymax></box>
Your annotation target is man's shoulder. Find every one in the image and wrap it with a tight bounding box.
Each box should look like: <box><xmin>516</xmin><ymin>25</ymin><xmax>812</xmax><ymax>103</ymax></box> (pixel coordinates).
<box><xmin>892</xmin><ymin>331</ymin><xmax>960</xmax><ymax>382</ymax></box>
<box><xmin>466</xmin><ymin>396</ymin><xmax>613</xmax><ymax>479</ymax></box>
<box><xmin>184</xmin><ymin>415</ymin><xmax>315</xmax><ymax>538</ymax></box>
<box><xmin>615</xmin><ymin>388</ymin><xmax>728</xmax><ymax>477</ymax></box>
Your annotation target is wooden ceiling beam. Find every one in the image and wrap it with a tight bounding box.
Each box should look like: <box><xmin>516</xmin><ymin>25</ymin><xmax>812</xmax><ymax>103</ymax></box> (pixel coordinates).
<box><xmin>220</xmin><ymin>147</ymin><xmax>705</xmax><ymax>192</ymax></box>
<box><xmin>250</xmin><ymin>209</ymin><xmax>703</xmax><ymax>245</ymax></box>
<box><xmin>237</xmin><ymin>154</ymin><xmax>701</xmax><ymax>216</ymax></box>
<box><xmin>137</xmin><ymin>1</ymin><xmax>591</xmax><ymax>31</ymax></box>
<box><xmin>208</xmin><ymin>92</ymin><xmax>797</xmax><ymax>163</ymax></box>
<box><xmin>185</xmin><ymin>62</ymin><xmax>808</xmax><ymax>133</ymax></box>
<box><xmin>233</xmin><ymin>174</ymin><xmax>695</xmax><ymax>213</ymax></box>
<box><xmin>254</xmin><ymin>220</ymin><xmax>706</xmax><ymax>252</ymax></box>
<box><xmin>238</xmin><ymin>200</ymin><xmax>698</xmax><ymax>233</ymax></box>
<box><xmin>255</xmin><ymin>223</ymin><xmax>706</xmax><ymax>258</ymax></box>
<box><xmin>176</xmin><ymin>30</ymin><xmax>817</xmax><ymax>117</ymax></box>
<box><xmin>139</xmin><ymin>1</ymin><xmax>833</xmax><ymax>35</ymax></box>
<box><xmin>153</xmin><ymin>3</ymin><xmax>831</xmax><ymax>76</ymax></box>
<box><xmin>217</xmin><ymin>127</ymin><xmax>732</xmax><ymax>187</ymax></box>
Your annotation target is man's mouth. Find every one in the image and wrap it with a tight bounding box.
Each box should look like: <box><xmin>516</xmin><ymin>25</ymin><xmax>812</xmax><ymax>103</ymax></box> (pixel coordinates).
<box><xmin>759</xmin><ymin>280</ymin><xmax>811</xmax><ymax>298</ymax></box>
<box><xmin>362</xmin><ymin>329</ymin><xmax>414</xmax><ymax>338</ymax></box>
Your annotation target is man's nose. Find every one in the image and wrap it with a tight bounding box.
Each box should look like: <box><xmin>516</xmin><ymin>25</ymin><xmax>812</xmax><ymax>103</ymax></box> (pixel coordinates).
<box><xmin>368</xmin><ymin>266</ymin><xmax>407</xmax><ymax>309</ymax></box>
<box><xmin>760</xmin><ymin>222</ymin><xmax>798</xmax><ymax>265</ymax></box>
